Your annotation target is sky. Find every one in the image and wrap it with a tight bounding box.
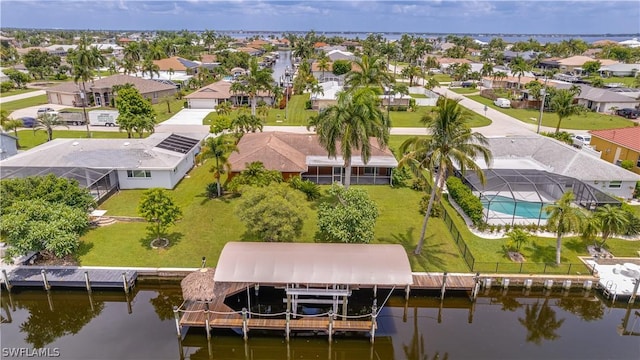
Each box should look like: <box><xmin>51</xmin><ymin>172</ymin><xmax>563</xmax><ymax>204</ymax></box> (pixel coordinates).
<box><xmin>1</xmin><ymin>0</ymin><xmax>639</xmax><ymax>34</ymax></box>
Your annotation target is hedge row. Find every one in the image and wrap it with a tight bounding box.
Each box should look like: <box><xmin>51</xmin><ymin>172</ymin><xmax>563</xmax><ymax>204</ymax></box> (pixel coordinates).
<box><xmin>446</xmin><ymin>176</ymin><xmax>484</xmax><ymax>225</ymax></box>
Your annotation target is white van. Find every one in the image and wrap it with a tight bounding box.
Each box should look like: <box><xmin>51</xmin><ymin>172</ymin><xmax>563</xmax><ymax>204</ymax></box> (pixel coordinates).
<box><xmin>88</xmin><ymin>110</ymin><xmax>119</xmax><ymax>126</ymax></box>
<box><xmin>494</xmin><ymin>98</ymin><xmax>511</xmax><ymax>108</ymax></box>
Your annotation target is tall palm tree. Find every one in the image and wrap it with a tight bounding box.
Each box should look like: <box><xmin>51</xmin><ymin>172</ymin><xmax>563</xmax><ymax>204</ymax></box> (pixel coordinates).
<box><xmin>35</xmin><ymin>112</ymin><xmax>68</xmax><ymax>141</ymax></box>
<box><xmin>70</xmin><ymin>35</ymin><xmax>99</xmax><ymax>138</ymax></box>
<box><xmin>550</xmin><ymin>88</ymin><xmax>583</xmax><ymax>134</ymax></box>
<box><xmin>592</xmin><ymin>205</ymin><xmax>629</xmax><ymax>250</ymax></box>
<box><xmin>399</xmin><ymin>97</ymin><xmax>492</xmax><ymax>255</ymax></box>
<box><xmin>237</xmin><ymin>58</ymin><xmax>273</xmax><ymax>116</ymax></box>
<box><xmin>141</xmin><ymin>58</ymin><xmax>160</xmax><ymax>79</ymax></box>
<box><xmin>202</xmin><ymin>134</ymin><xmax>238</xmax><ymax>197</ymax></box>
<box><xmin>215</xmin><ymin>101</ymin><xmax>232</xmax><ymax>116</ymax></box>
<box><xmin>345</xmin><ymin>54</ymin><xmax>393</xmax><ymax>90</ymax></box>
<box><xmin>308</xmin><ymin>87</ymin><xmax>390</xmax><ymax>189</ymax></box>
<box><xmin>510</xmin><ymin>56</ymin><xmax>531</xmax><ymax>89</ymax></box>
<box><xmin>544</xmin><ymin>191</ymin><xmax>584</xmax><ymax>265</ymax></box>
<box><xmin>317</xmin><ymin>57</ymin><xmax>330</xmax><ymax>82</ymax></box>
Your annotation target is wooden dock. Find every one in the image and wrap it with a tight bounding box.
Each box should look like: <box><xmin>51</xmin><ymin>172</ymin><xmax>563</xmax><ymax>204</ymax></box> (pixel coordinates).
<box><xmin>2</xmin><ymin>266</ymin><xmax>137</xmax><ymax>291</ymax></box>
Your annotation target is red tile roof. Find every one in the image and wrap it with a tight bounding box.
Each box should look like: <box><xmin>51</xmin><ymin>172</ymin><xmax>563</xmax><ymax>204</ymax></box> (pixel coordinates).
<box><xmin>590</xmin><ymin>127</ymin><xmax>640</xmax><ymax>152</ymax></box>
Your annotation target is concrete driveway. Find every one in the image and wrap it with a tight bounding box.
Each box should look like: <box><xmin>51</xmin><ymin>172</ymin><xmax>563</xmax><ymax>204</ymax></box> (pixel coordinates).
<box><xmin>160</xmin><ymin>109</ymin><xmax>212</xmax><ymax>125</ymax></box>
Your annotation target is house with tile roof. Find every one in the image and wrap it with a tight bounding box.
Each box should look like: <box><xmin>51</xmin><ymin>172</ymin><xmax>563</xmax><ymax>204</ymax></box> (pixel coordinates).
<box><xmin>541</xmin><ymin>55</ymin><xmax>619</xmax><ymax>72</ymax></box>
<box><xmin>153</xmin><ymin>56</ymin><xmax>201</xmax><ymax>76</ymax></box>
<box><xmin>46</xmin><ymin>74</ymin><xmax>177</xmax><ymax>107</ymax></box>
<box><xmin>185</xmin><ymin>80</ymin><xmax>273</xmax><ymax>109</ymax></box>
<box><xmin>555</xmin><ymin>83</ymin><xmax>640</xmax><ymax>113</ymax></box>
<box><xmin>228</xmin><ymin>132</ymin><xmax>398</xmax><ymax>185</ymax></box>
<box><xmin>590</xmin><ymin>127</ymin><xmax>640</xmax><ymax>176</ymax></box>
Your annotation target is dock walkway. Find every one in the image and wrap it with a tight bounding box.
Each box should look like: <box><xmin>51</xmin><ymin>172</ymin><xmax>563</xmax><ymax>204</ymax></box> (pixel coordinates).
<box><xmin>3</xmin><ymin>266</ymin><xmax>137</xmax><ymax>290</ymax></box>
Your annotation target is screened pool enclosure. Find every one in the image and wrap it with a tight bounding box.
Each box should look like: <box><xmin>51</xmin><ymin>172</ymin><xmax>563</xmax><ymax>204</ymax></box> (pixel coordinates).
<box><xmin>458</xmin><ymin>169</ymin><xmax>620</xmax><ymax>226</ymax></box>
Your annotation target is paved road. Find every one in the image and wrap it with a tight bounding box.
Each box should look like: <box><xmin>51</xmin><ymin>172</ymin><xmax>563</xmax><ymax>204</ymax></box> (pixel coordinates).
<box><xmin>0</xmin><ymin>90</ymin><xmax>46</xmax><ymax>104</ymax></box>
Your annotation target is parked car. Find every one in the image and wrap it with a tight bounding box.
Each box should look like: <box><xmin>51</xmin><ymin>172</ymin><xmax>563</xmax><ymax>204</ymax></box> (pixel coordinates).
<box><xmin>36</xmin><ymin>107</ymin><xmax>58</xmax><ymax>117</ymax></box>
<box><xmin>571</xmin><ymin>134</ymin><xmax>591</xmax><ymax>148</ymax></box>
<box><xmin>21</xmin><ymin>117</ymin><xmax>37</xmax><ymax>128</ymax></box>
<box><xmin>615</xmin><ymin>108</ymin><xmax>640</xmax><ymax>119</ymax></box>
<box><xmin>494</xmin><ymin>98</ymin><xmax>511</xmax><ymax>108</ymax></box>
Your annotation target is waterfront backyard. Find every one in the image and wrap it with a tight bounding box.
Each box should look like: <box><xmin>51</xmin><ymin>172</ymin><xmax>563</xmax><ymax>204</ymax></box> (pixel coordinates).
<box><xmin>80</xmin><ymin>135</ymin><xmax>638</xmax><ymax>272</ymax></box>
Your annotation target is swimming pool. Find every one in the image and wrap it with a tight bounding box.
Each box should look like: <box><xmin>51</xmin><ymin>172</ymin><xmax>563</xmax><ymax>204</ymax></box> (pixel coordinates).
<box><xmin>481</xmin><ymin>195</ymin><xmax>549</xmax><ymax>219</ymax></box>
<box><xmin>223</xmin><ymin>76</ymin><xmax>233</xmax><ymax>81</ymax></box>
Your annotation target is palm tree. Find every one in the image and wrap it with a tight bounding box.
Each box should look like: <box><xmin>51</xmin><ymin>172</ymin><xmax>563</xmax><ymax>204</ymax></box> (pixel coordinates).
<box><xmin>141</xmin><ymin>58</ymin><xmax>160</xmax><ymax>79</ymax></box>
<box><xmin>544</xmin><ymin>191</ymin><xmax>584</xmax><ymax>265</ymax></box>
<box><xmin>401</xmin><ymin>64</ymin><xmax>422</xmax><ymax>87</ymax></box>
<box><xmin>480</xmin><ymin>62</ymin><xmax>494</xmax><ymax>79</ymax></box>
<box><xmin>308</xmin><ymin>87</ymin><xmax>390</xmax><ymax>189</ymax></box>
<box><xmin>70</xmin><ymin>36</ymin><xmax>99</xmax><ymax>138</ymax></box>
<box><xmin>424</xmin><ymin>77</ymin><xmax>440</xmax><ymax>91</ymax></box>
<box><xmin>201</xmin><ymin>134</ymin><xmax>238</xmax><ymax>197</ymax></box>
<box><xmin>35</xmin><ymin>112</ymin><xmax>68</xmax><ymax>141</ymax></box>
<box><xmin>345</xmin><ymin>54</ymin><xmax>393</xmax><ymax>90</ymax></box>
<box><xmin>510</xmin><ymin>56</ymin><xmax>531</xmax><ymax>89</ymax></box>
<box><xmin>592</xmin><ymin>205</ymin><xmax>629</xmax><ymax>250</ymax></box>
<box><xmin>237</xmin><ymin>58</ymin><xmax>273</xmax><ymax>116</ymax></box>
<box><xmin>167</xmin><ymin>67</ymin><xmax>175</xmax><ymax>80</ymax></box>
<box><xmin>231</xmin><ymin>113</ymin><xmax>263</xmax><ymax>134</ymax></box>
<box><xmin>317</xmin><ymin>56</ymin><xmax>330</xmax><ymax>82</ymax></box>
<box><xmin>398</xmin><ymin>97</ymin><xmax>492</xmax><ymax>255</ymax></box>
<box><xmin>121</xmin><ymin>58</ymin><xmax>138</xmax><ymax>76</ymax></box>
<box><xmin>215</xmin><ymin>101</ymin><xmax>232</xmax><ymax>116</ymax></box>
<box><xmin>549</xmin><ymin>88</ymin><xmax>583</xmax><ymax>134</ymax></box>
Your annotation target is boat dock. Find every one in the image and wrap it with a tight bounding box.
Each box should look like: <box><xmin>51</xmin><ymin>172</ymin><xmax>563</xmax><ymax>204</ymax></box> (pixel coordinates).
<box><xmin>1</xmin><ymin>266</ymin><xmax>137</xmax><ymax>292</ymax></box>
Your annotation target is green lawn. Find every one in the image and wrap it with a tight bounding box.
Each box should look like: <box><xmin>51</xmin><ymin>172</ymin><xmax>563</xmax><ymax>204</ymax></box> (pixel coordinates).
<box><xmin>203</xmin><ymin>94</ymin><xmax>317</xmax><ymax>127</ymax></box>
<box><xmin>409</xmin><ymin>93</ymin><xmax>427</xmax><ymax>98</ymax></box>
<box><xmin>82</xmin><ymin>147</ymin><xmax>467</xmax><ymax>271</ymax></box>
<box><xmin>2</xmin><ymin>95</ymin><xmax>48</xmax><ymax>112</ymax></box>
<box><xmin>15</xmin><ymin>129</ymin><xmax>137</xmax><ymax>149</ymax></box>
<box><xmin>0</xmin><ymin>88</ymin><xmax>39</xmax><ymax>98</ymax></box>
<box><xmin>432</xmin><ymin>74</ymin><xmax>453</xmax><ymax>83</ymax></box>
<box><xmin>602</xmin><ymin>76</ymin><xmax>637</xmax><ymax>87</ymax></box>
<box><xmin>154</xmin><ymin>97</ymin><xmax>188</xmax><ymax>123</ymax></box>
<box><xmin>390</xmin><ymin>105</ymin><xmax>491</xmax><ymax>128</ymax></box>
<box><xmin>450</xmin><ymin>88</ymin><xmax>480</xmax><ymax>95</ymax></box>
<box><xmin>467</xmin><ymin>95</ymin><xmax>636</xmax><ymax>130</ymax></box>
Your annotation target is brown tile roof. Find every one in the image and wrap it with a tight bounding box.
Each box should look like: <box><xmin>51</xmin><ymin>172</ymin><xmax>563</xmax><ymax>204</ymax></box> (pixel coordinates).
<box><xmin>590</xmin><ymin>127</ymin><xmax>640</xmax><ymax>152</ymax></box>
<box><xmin>153</xmin><ymin>56</ymin><xmax>198</xmax><ymax>71</ymax></box>
<box><xmin>200</xmin><ymin>54</ymin><xmax>217</xmax><ymax>63</ymax></box>
<box><xmin>557</xmin><ymin>55</ymin><xmax>618</xmax><ymax>67</ymax></box>
<box><xmin>314</xmin><ymin>42</ymin><xmax>328</xmax><ymax>48</ymax></box>
<box><xmin>185</xmin><ymin>81</ymin><xmax>232</xmax><ymax>99</ymax></box>
<box><xmin>229</xmin><ymin>132</ymin><xmax>394</xmax><ymax>173</ymax></box>
<box><xmin>247</xmin><ymin>40</ymin><xmax>269</xmax><ymax>47</ymax></box>
<box><xmin>436</xmin><ymin>57</ymin><xmax>471</xmax><ymax>65</ymax></box>
<box><xmin>236</xmin><ymin>47</ymin><xmax>262</xmax><ymax>54</ymax></box>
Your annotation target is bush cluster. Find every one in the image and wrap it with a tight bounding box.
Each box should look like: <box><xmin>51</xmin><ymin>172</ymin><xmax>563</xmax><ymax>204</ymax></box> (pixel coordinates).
<box><xmin>289</xmin><ymin>177</ymin><xmax>321</xmax><ymax>201</ymax></box>
<box><xmin>446</xmin><ymin>176</ymin><xmax>484</xmax><ymax>225</ymax></box>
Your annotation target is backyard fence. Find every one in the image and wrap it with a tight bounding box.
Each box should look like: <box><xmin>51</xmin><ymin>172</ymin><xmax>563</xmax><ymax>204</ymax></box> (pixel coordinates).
<box><xmin>440</xmin><ymin>199</ymin><xmax>593</xmax><ymax>275</ymax></box>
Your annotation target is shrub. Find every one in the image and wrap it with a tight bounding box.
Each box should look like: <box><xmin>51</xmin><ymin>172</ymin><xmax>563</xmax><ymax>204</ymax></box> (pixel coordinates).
<box><xmin>411</xmin><ymin>177</ymin><xmax>429</xmax><ymax>192</ymax></box>
<box><xmin>0</xmin><ymin>81</ymin><xmax>14</xmax><ymax>92</ymax></box>
<box><xmin>332</xmin><ymin>60</ymin><xmax>352</xmax><ymax>75</ymax></box>
<box><xmin>620</xmin><ymin>160</ymin><xmax>634</xmax><ymax>170</ymax></box>
<box><xmin>391</xmin><ymin>165</ymin><xmax>412</xmax><ymax>187</ymax></box>
<box><xmin>206</xmin><ymin>182</ymin><xmax>219</xmax><ymax>198</ymax></box>
<box><xmin>446</xmin><ymin>176</ymin><xmax>484</xmax><ymax>225</ymax></box>
<box><xmin>541</xmin><ymin>131</ymin><xmax>573</xmax><ymax>145</ymax></box>
<box><xmin>304</xmin><ymin>100</ymin><xmax>312</xmax><ymax>110</ymax></box>
<box><xmin>419</xmin><ymin>195</ymin><xmax>442</xmax><ymax>217</ymax></box>
<box><xmin>289</xmin><ymin>177</ymin><xmax>321</xmax><ymax>201</ymax></box>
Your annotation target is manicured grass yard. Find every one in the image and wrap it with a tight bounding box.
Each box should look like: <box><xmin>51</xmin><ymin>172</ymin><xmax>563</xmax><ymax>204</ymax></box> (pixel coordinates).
<box><xmin>450</xmin><ymin>88</ymin><xmax>480</xmax><ymax>95</ymax></box>
<box><xmin>15</xmin><ymin>129</ymin><xmax>139</xmax><ymax>149</ymax></box>
<box><xmin>203</xmin><ymin>94</ymin><xmax>317</xmax><ymax>127</ymax></box>
<box><xmin>0</xmin><ymin>88</ymin><xmax>39</xmax><ymax>98</ymax></box>
<box><xmin>467</xmin><ymin>95</ymin><xmax>636</xmax><ymax>130</ymax></box>
<box><xmin>2</xmin><ymin>95</ymin><xmax>48</xmax><ymax>112</ymax></box>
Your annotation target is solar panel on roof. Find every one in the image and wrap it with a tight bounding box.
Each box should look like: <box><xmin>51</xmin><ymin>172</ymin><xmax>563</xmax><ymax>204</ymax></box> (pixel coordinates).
<box><xmin>155</xmin><ymin>134</ymin><xmax>199</xmax><ymax>154</ymax></box>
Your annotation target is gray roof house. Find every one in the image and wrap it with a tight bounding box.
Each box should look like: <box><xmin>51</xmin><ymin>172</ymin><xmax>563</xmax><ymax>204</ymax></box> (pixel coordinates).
<box><xmin>599</xmin><ymin>63</ymin><xmax>640</xmax><ymax>77</ymax></box>
<box><xmin>555</xmin><ymin>83</ymin><xmax>640</xmax><ymax>113</ymax></box>
<box><xmin>0</xmin><ymin>132</ymin><xmax>207</xmax><ymax>202</ymax></box>
<box><xmin>478</xmin><ymin>136</ymin><xmax>640</xmax><ymax>200</ymax></box>
<box><xmin>0</xmin><ymin>132</ymin><xmax>18</xmax><ymax>160</ymax></box>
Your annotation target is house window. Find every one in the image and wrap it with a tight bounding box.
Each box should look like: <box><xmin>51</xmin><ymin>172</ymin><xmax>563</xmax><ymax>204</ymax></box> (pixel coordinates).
<box><xmin>637</xmin><ymin>155</ymin><xmax>640</xmax><ymax>168</ymax></box>
<box><xmin>364</xmin><ymin>167</ymin><xmax>375</xmax><ymax>175</ymax></box>
<box><xmin>608</xmin><ymin>181</ymin><xmax>622</xmax><ymax>189</ymax></box>
<box><xmin>127</xmin><ymin>170</ymin><xmax>152</xmax><ymax>178</ymax></box>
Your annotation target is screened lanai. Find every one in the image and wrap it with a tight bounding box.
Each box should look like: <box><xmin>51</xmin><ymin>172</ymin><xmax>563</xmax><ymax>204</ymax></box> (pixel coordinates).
<box><xmin>0</xmin><ymin>166</ymin><xmax>117</xmax><ymax>203</ymax></box>
<box><xmin>459</xmin><ymin>169</ymin><xmax>620</xmax><ymax>226</ymax></box>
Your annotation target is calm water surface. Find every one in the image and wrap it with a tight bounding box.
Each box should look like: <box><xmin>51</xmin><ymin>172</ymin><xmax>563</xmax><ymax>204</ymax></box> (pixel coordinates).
<box><xmin>1</xmin><ymin>282</ymin><xmax>639</xmax><ymax>360</ymax></box>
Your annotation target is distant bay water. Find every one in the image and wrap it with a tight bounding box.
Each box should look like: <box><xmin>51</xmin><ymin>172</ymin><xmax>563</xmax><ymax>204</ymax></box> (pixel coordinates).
<box><xmin>215</xmin><ymin>31</ymin><xmax>639</xmax><ymax>44</ymax></box>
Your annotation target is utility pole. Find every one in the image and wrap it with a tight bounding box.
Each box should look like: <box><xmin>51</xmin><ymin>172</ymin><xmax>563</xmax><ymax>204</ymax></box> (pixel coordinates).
<box><xmin>536</xmin><ymin>77</ymin><xmax>549</xmax><ymax>134</ymax></box>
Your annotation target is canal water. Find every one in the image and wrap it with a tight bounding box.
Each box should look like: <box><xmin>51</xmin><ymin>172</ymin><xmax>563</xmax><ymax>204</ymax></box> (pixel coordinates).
<box><xmin>1</xmin><ymin>282</ymin><xmax>639</xmax><ymax>360</ymax></box>
<box><xmin>271</xmin><ymin>50</ymin><xmax>293</xmax><ymax>87</ymax></box>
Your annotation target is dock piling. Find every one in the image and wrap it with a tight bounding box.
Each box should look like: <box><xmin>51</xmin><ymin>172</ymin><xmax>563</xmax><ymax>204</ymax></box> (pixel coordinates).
<box><xmin>502</xmin><ymin>278</ymin><xmax>510</xmax><ymax>290</ymax></box>
<box><xmin>544</xmin><ymin>279</ymin><xmax>554</xmax><ymax>290</ymax></box>
<box><xmin>41</xmin><ymin>269</ymin><xmax>51</xmax><ymax>291</ymax></box>
<box><xmin>2</xmin><ymin>269</ymin><xmax>12</xmax><ymax>292</ymax></box>
<box><xmin>583</xmin><ymin>280</ymin><xmax>593</xmax><ymax>291</ymax></box>
<box><xmin>328</xmin><ymin>310</ymin><xmax>334</xmax><ymax>342</ymax></box>
<box><xmin>524</xmin><ymin>279</ymin><xmax>533</xmax><ymax>289</ymax></box>
<box><xmin>84</xmin><ymin>271</ymin><xmax>91</xmax><ymax>292</ymax></box>
<box><xmin>440</xmin><ymin>272</ymin><xmax>448</xmax><ymax>300</ymax></box>
<box><xmin>629</xmin><ymin>278</ymin><xmax>639</xmax><ymax>304</ymax></box>
<box><xmin>122</xmin><ymin>272</ymin><xmax>129</xmax><ymax>294</ymax></box>
<box><xmin>562</xmin><ymin>280</ymin><xmax>572</xmax><ymax>290</ymax></box>
<box><xmin>405</xmin><ymin>284</ymin><xmax>411</xmax><ymax>300</ymax></box>
<box><xmin>173</xmin><ymin>306</ymin><xmax>182</xmax><ymax>338</ymax></box>
<box><xmin>370</xmin><ymin>305</ymin><xmax>377</xmax><ymax>343</ymax></box>
<box><xmin>242</xmin><ymin>308</ymin><xmax>248</xmax><ymax>341</ymax></box>
<box><xmin>285</xmin><ymin>310</ymin><xmax>290</xmax><ymax>342</ymax></box>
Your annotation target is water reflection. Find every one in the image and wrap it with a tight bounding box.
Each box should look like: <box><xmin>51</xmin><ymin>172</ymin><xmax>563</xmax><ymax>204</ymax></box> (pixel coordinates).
<box><xmin>1</xmin><ymin>285</ymin><xmax>639</xmax><ymax>360</ymax></box>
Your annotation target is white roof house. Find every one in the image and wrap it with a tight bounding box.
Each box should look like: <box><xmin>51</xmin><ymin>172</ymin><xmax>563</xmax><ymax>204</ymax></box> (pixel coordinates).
<box><xmin>619</xmin><ymin>38</ymin><xmax>640</xmax><ymax>48</ymax></box>
<box><xmin>0</xmin><ymin>132</ymin><xmax>207</xmax><ymax>196</ymax></box>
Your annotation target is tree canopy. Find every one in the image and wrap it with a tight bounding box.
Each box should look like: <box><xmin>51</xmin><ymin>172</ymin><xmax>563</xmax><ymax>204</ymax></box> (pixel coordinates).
<box><xmin>317</xmin><ymin>184</ymin><xmax>379</xmax><ymax>243</ymax></box>
<box><xmin>0</xmin><ymin>199</ymin><xmax>89</xmax><ymax>258</ymax></box>
<box><xmin>236</xmin><ymin>183</ymin><xmax>306</xmax><ymax>242</ymax></box>
<box><xmin>138</xmin><ymin>188</ymin><xmax>182</xmax><ymax>242</ymax></box>
<box><xmin>0</xmin><ymin>174</ymin><xmax>95</xmax><ymax>212</ymax></box>
<box><xmin>116</xmin><ymin>86</ymin><xmax>156</xmax><ymax>138</ymax></box>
